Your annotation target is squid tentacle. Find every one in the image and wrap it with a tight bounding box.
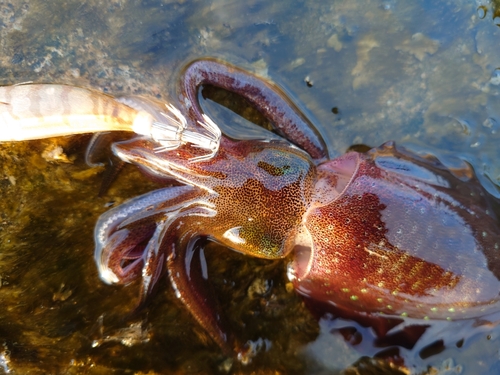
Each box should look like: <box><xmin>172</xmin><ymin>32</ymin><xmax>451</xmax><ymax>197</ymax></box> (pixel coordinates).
<box><xmin>180</xmin><ymin>58</ymin><xmax>328</xmax><ymax>162</ymax></box>
<box><xmin>94</xmin><ymin>186</ymin><xmax>196</xmax><ymax>284</ymax></box>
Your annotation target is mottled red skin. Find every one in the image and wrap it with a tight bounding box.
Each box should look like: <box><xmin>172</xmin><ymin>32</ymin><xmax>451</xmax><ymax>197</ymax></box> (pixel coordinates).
<box><xmin>94</xmin><ymin>58</ymin><xmax>500</xmax><ymax>360</ymax></box>
<box><xmin>295</xmin><ymin>145</ymin><xmax>500</xmax><ymax>321</ymax></box>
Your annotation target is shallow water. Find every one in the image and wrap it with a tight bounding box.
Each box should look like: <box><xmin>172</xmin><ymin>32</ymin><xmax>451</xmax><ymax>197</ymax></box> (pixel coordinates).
<box><xmin>2</xmin><ymin>0</ymin><xmax>500</xmax><ymax>374</ymax></box>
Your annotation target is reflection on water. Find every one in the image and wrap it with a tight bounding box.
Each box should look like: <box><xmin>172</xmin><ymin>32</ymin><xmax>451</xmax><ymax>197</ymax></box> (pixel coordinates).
<box><xmin>2</xmin><ymin>0</ymin><xmax>500</xmax><ymax>373</ymax></box>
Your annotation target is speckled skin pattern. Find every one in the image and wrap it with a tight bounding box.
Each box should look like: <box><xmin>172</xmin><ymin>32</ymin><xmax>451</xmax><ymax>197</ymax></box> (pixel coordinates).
<box><xmin>94</xmin><ymin>58</ymin><xmax>500</xmax><ymax>359</ymax></box>
<box><xmin>295</xmin><ymin>145</ymin><xmax>500</xmax><ymax>320</ymax></box>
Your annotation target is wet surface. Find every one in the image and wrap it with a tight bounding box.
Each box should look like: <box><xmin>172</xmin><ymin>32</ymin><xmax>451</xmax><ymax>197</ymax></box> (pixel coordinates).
<box><xmin>2</xmin><ymin>0</ymin><xmax>500</xmax><ymax>374</ymax></box>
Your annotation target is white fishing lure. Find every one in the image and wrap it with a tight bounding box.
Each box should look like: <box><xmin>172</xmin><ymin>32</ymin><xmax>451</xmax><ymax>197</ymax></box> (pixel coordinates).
<box><xmin>0</xmin><ymin>84</ymin><xmax>220</xmax><ymax>161</ymax></box>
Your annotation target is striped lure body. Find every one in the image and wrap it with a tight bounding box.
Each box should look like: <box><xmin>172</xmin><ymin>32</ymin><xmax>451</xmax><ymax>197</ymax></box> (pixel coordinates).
<box><xmin>0</xmin><ymin>84</ymin><xmax>221</xmax><ymax>159</ymax></box>
<box><xmin>0</xmin><ymin>84</ymin><xmax>148</xmax><ymax>140</ymax></box>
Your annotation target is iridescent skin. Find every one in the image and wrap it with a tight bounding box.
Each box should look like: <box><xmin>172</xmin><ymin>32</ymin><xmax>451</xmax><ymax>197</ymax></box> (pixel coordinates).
<box><xmin>94</xmin><ymin>58</ymin><xmax>500</xmax><ymax>359</ymax></box>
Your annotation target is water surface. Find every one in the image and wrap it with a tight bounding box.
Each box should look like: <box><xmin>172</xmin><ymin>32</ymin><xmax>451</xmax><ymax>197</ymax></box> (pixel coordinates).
<box><xmin>1</xmin><ymin>1</ymin><xmax>500</xmax><ymax>374</ymax></box>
